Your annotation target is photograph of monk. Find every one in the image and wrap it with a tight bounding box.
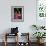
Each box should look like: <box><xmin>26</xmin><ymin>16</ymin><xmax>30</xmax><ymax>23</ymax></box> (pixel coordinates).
<box><xmin>14</xmin><ymin>8</ymin><xmax>22</xmax><ymax>19</ymax></box>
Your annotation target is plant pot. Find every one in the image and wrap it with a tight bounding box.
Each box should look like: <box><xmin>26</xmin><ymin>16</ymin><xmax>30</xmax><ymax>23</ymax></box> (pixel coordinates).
<box><xmin>37</xmin><ymin>39</ymin><xmax>40</xmax><ymax>43</ymax></box>
<box><xmin>37</xmin><ymin>39</ymin><xmax>44</xmax><ymax>44</ymax></box>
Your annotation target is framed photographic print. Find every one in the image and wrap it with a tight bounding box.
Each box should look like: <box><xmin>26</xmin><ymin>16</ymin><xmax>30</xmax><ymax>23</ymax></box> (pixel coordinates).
<box><xmin>36</xmin><ymin>0</ymin><xmax>46</xmax><ymax>26</ymax></box>
<box><xmin>11</xmin><ymin>6</ymin><xmax>24</xmax><ymax>22</ymax></box>
<box><xmin>37</xmin><ymin>0</ymin><xmax>46</xmax><ymax>19</ymax></box>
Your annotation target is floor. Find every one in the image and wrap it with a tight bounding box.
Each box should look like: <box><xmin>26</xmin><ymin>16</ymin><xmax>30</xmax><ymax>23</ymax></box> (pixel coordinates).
<box><xmin>0</xmin><ymin>42</ymin><xmax>46</xmax><ymax>46</ymax></box>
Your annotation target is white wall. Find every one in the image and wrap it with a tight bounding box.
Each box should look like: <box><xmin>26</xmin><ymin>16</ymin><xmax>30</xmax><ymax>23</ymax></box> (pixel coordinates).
<box><xmin>0</xmin><ymin>0</ymin><xmax>36</xmax><ymax>33</ymax></box>
<box><xmin>0</xmin><ymin>0</ymin><xmax>37</xmax><ymax>42</ymax></box>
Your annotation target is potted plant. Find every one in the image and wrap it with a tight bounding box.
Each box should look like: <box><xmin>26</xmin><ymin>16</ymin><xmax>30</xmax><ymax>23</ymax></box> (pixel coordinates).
<box><xmin>33</xmin><ymin>32</ymin><xmax>46</xmax><ymax>43</ymax></box>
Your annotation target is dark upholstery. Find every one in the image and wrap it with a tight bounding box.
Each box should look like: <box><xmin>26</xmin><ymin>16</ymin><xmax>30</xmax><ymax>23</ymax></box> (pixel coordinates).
<box><xmin>11</xmin><ymin>27</ymin><xmax>18</xmax><ymax>34</ymax></box>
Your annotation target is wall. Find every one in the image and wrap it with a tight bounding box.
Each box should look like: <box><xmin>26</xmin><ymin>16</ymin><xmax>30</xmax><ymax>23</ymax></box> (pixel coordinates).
<box><xmin>0</xmin><ymin>0</ymin><xmax>36</xmax><ymax>42</ymax></box>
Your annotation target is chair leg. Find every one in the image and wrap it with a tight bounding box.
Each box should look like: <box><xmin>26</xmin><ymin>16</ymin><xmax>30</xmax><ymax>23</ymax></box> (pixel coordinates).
<box><xmin>4</xmin><ymin>33</ymin><xmax>7</xmax><ymax>46</ymax></box>
<box><xmin>4</xmin><ymin>41</ymin><xmax>7</xmax><ymax>46</ymax></box>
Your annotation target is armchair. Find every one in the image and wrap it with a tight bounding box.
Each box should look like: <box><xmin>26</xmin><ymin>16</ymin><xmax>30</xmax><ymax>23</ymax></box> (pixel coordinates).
<box><xmin>4</xmin><ymin>27</ymin><xmax>19</xmax><ymax>46</ymax></box>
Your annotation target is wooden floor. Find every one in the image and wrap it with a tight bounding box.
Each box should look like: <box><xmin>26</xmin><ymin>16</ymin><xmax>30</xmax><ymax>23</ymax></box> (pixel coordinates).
<box><xmin>0</xmin><ymin>42</ymin><xmax>46</xmax><ymax>46</ymax></box>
